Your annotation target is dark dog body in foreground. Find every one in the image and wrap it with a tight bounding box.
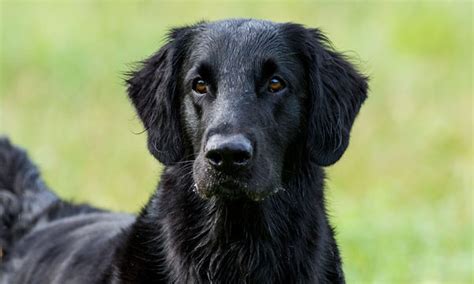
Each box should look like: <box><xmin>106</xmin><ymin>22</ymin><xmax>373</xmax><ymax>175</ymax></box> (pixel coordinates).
<box><xmin>0</xmin><ymin>19</ymin><xmax>367</xmax><ymax>283</ymax></box>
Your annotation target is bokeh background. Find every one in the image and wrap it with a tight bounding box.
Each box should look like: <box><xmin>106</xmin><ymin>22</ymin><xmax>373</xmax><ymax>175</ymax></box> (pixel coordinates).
<box><xmin>1</xmin><ymin>1</ymin><xmax>472</xmax><ymax>282</ymax></box>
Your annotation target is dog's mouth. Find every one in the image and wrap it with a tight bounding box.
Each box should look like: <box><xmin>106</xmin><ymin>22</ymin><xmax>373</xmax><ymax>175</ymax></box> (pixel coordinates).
<box><xmin>192</xmin><ymin>153</ymin><xmax>283</xmax><ymax>202</ymax></box>
<box><xmin>194</xmin><ymin>175</ymin><xmax>280</xmax><ymax>202</ymax></box>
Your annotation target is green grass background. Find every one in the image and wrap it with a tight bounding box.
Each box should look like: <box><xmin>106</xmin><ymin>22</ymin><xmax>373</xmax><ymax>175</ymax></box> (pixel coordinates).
<box><xmin>1</xmin><ymin>1</ymin><xmax>472</xmax><ymax>282</ymax></box>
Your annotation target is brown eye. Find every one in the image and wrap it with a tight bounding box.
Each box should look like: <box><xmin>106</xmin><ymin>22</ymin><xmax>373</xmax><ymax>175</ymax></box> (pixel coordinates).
<box><xmin>192</xmin><ymin>78</ymin><xmax>208</xmax><ymax>94</ymax></box>
<box><xmin>268</xmin><ymin>77</ymin><xmax>285</xmax><ymax>93</ymax></box>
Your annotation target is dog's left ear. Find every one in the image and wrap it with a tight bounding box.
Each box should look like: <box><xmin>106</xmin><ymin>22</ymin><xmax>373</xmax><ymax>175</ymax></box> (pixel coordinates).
<box><xmin>296</xmin><ymin>27</ymin><xmax>369</xmax><ymax>166</ymax></box>
<box><xmin>126</xmin><ymin>27</ymin><xmax>195</xmax><ymax>165</ymax></box>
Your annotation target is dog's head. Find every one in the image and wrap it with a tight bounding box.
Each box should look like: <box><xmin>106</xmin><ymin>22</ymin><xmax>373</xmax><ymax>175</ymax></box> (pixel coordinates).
<box><xmin>127</xmin><ymin>19</ymin><xmax>367</xmax><ymax>201</ymax></box>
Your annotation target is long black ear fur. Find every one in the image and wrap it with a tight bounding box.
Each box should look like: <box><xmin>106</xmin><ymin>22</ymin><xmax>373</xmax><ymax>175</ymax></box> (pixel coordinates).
<box><xmin>126</xmin><ymin>27</ymin><xmax>194</xmax><ymax>165</ymax></box>
<box><xmin>309</xmin><ymin>30</ymin><xmax>368</xmax><ymax>166</ymax></box>
<box><xmin>283</xmin><ymin>24</ymin><xmax>368</xmax><ymax>166</ymax></box>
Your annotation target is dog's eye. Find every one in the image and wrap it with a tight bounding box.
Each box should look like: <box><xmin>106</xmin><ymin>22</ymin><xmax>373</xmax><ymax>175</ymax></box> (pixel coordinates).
<box><xmin>268</xmin><ymin>77</ymin><xmax>285</xmax><ymax>93</ymax></box>
<box><xmin>192</xmin><ymin>78</ymin><xmax>208</xmax><ymax>95</ymax></box>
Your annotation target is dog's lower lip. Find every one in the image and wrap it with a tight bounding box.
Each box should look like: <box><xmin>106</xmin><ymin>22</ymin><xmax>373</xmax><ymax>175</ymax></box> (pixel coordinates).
<box><xmin>195</xmin><ymin>175</ymin><xmax>278</xmax><ymax>201</ymax></box>
<box><xmin>194</xmin><ymin>178</ymin><xmax>247</xmax><ymax>199</ymax></box>
<box><xmin>220</xmin><ymin>179</ymin><xmax>241</xmax><ymax>189</ymax></box>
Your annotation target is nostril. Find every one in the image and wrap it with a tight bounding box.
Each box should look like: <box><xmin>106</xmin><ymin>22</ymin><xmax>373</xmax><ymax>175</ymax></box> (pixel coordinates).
<box><xmin>232</xmin><ymin>150</ymin><xmax>251</xmax><ymax>166</ymax></box>
<box><xmin>206</xmin><ymin>150</ymin><xmax>223</xmax><ymax>167</ymax></box>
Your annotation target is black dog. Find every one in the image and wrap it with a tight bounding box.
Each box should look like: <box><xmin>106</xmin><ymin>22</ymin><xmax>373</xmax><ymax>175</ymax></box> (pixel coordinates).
<box><xmin>0</xmin><ymin>19</ymin><xmax>367</xmax><ymax>283</ymax></box>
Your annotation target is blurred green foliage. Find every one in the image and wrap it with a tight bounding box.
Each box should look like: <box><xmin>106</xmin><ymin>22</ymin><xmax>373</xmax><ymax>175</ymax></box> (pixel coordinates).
<box><xmin>1</xmin><ymin>1</ymin><xmax>472</xmax><ymax>283</ymax></box>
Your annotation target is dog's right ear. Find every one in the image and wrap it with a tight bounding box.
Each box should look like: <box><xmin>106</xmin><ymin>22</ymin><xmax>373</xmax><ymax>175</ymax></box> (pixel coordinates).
<box><xmin>280</xmin><ymin>23</ymin><xmax>368</xmax><ymax>167</ymax></box>
<box><xmin>126</xmin><ymin>27</ymin><xmax>194</xmax><ymax>165</ymax></box>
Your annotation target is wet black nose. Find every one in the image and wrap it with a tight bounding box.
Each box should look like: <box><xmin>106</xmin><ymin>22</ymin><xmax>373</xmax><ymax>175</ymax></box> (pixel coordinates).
<box><xmin>205</xmin><ymin>134</ymin><xmax>253</xmax><ymax>172</ymax></box>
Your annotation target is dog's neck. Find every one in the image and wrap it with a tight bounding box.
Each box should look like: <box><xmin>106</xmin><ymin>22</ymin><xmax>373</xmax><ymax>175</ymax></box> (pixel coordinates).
<box><xmin>114</xmin><ymin>162</ymin><xmax>342</xmax><ymax>283</ymax></box>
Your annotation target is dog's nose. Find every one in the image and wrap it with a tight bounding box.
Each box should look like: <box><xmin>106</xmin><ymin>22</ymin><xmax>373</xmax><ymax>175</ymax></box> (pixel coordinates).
<box><xmin>205</xmin><ymin>134</ymin><xmax>253</xmax><ymax>172</ymax></box>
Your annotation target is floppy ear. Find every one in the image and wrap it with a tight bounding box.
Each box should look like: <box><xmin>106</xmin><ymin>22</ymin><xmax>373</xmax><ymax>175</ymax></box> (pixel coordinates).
<box><xmin>126</xmin><ymin>27</ymin><xmax>193</xmax><ymax>165</ymax></box>
<box><xmin>303</xmin><ymin>28</ymin><xmax>368</xmax><ymax>166</ymax></box>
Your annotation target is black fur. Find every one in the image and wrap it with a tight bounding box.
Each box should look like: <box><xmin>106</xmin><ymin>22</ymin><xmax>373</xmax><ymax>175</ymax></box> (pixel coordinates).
<box><xmin>0</xmin><ymin>19</ymin><xmax>367</xmax><ymax>283</ymax></box>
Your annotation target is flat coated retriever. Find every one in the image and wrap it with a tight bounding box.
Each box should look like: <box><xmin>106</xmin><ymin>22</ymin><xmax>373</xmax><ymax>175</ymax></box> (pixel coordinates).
<box><xmin>0</xmin><ymin>19</ymin><xmax>367</xmax><ymax>283</ymax></box>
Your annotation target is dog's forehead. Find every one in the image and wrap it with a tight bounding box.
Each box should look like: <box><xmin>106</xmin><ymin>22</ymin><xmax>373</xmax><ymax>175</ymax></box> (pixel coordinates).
<box><xmin>190</xmin><ymin>20</ymin><xmax>291</xmax><ymax>64</ymax></box>
<box><xmin>205</xmin><ymin>19</ymin><xmax>277</xmax><ymax>35</ymax></box>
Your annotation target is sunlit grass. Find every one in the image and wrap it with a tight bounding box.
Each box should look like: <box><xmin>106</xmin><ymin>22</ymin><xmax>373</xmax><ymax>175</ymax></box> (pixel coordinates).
<box><xmin>1</xmin><ymin>1</ymin><xmax>472</xmax><ymax>282</ymax></box>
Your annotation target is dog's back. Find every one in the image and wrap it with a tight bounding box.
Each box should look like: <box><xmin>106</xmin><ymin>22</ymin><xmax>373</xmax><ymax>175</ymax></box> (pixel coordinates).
<box><xmin>0</xmin><ymin>138</ymin><xmax>134</xmax><ymax>283</ymax></box>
